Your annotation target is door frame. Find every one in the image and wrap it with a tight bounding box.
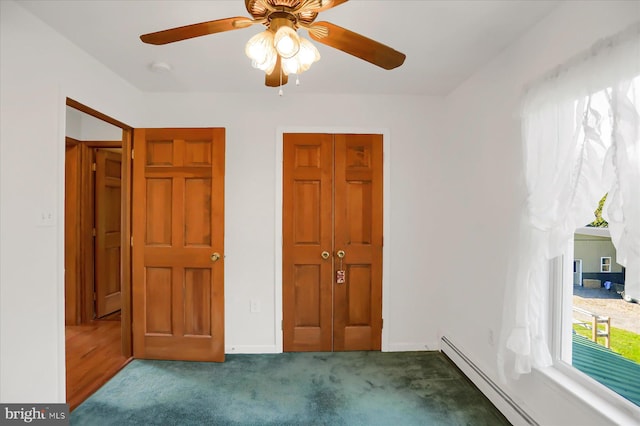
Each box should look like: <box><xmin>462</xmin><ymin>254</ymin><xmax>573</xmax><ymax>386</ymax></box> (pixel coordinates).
<box><xmin>65</xmin><ymin>139</ymin><xmax>123</xmax><ymax>324</ymax></box>
<box><xmin>275</xmin><ymin>127</ymin><xmax>391</xmax><ymax>352</ymax></box>
<box><xmin>65</xmin><ymin>98</ymin><xmax>133</xmax><ymax>357</ymax></box>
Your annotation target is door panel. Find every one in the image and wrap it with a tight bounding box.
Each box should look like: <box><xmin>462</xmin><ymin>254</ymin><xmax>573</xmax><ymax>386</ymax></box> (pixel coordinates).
<box><xmin>283</xmin><ymin>133</ymin><xmax>383</xmax><ymax>352</ymax></box>
<box><xmin>283</xmin><ymin>134</ymin><xmax>333</xmax><ymax>352</ymax></box>
<box><xmin>95</xmin><ymin>149</ymin><xmax>122</xmax><ymax>318</ymax></box>
<box><xmin>133</xmin><ymin>128</ymin><xmax>225</xmax><ymax>361</ymax></box>
<box><xmin>333</xmin><ymin>134</ymin><xmax>383</xmax><ymax>351</ymax></box>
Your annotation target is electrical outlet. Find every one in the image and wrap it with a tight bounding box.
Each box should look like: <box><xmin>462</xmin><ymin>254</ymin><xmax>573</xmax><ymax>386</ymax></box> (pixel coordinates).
<box><xmin>37</xmin><ymin>210</ymin><xmax>55</xmax><ymax>227</ymax></box>
<box><xmin>250</xmin><ymin>299</ymin><xmax>261</xmax><ymax>313</ymax></box>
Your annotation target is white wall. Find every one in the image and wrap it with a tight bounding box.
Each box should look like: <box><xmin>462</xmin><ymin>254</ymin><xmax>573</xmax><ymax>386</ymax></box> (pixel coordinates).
<box><xmin>439</xmin><ymin>1</ymin><xmax>640</xmax><ymax>425</ymax></box>
<box><xmin>139</xmin><ymin>92</ymin><xmax>446</xmax><ymax>354</ymax></box>
<box><xmin>0</xmin><ymin>0</ymin><xmax>143</xmax><ymax>403</ymax></box>
<box><xmin>65</xmin><ymin>106</ymin><xmax>123</xmax><ymax>141</ymax></box>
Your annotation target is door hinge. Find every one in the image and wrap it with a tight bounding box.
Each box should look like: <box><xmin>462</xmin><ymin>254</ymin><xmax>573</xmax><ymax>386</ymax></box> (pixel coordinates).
<box><xmin>91</xmin><ymin>162</ymin><xmax>96</xmax><ymax>172</ymax></box>
<box><xmin>381</xmin><ymin>318</ymin><xmax>384</xmax><ymax>329</ymax></box>
<box><xmin>130</xmin><ymin>235</ymin><xmax>133</xmax><ymax>246</ymax></box>
<box><xmin>92</xmin><ymin>228</ymin><xmax>96</xmax><ymax>237</ymax></box>
<box><xmin>131</xmin><ymin>149</ymin><xmax>134</xmax><ymax>160</ymax></box>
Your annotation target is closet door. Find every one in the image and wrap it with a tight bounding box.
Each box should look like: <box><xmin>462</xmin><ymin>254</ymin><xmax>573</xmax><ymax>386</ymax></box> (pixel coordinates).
<box><xmin>283</xmin><ymin>133</ymin><xmax>334</xmax><ymax>351</ymax></box>
<box><xmin>283</xmin><ymin>133</ymin><xmax>383</xmax><ymax>352</ymax></box>
<box><xmin>333</xmin><ymin>134</ymin><xmax>383</xmax><ymax>351</ymax></box>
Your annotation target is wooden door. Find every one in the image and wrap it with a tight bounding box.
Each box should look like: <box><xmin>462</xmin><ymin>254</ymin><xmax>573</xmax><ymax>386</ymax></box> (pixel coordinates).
<box><xmin>94</xmin><ymin>149</ymin><xmax>122</xmax><ymax>318</ymax></box>
<box><xmin>133</xmin><ymin>128</ymin><xmax>225</xmax><ymax>362</ymax></box>
<box><xmin>333</xmin><ymin>134</ymin><xmax>383</xmax><ymax>351</ymax></box>
<box><xmin>283</xmin><ymin>134</ymin><xmax>334</xmax><ymax>351</ymax></box>
<box><xmin>283</xmin><ymin>133</ymin><xmax>383</xmax><ymax>352</ymax></box>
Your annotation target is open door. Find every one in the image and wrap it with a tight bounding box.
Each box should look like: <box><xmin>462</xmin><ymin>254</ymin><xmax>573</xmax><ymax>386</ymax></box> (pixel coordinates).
<box><xmin>95</xmin><ymin>149</ymin><xmax>122</xmax><ymax>318</ymax></box>
<box><xmin>133</xmin><ymin>128</ymin><xmax>225</xmax><ymax>361</ymax></box>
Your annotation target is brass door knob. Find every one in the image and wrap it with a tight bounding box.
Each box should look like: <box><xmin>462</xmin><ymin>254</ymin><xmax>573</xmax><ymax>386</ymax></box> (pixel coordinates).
<box><xmin>321</xmin><ymin>251</ymin><xmax>330</xmax><ymax>260</ymax></box>
<box><xmin>210</xmin><ymin>252</ymin><xmax>221</xmax><ymax>262</ymax></box>
<box><xmin>337</xmin><ymin>250</ymin><xmax>345</xmax><ymax>258</ymax></box>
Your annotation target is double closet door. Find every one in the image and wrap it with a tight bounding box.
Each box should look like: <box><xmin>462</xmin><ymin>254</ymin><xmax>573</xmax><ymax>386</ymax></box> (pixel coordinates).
<box><xmin>283</xmin><ymin>133</ymin><xmax>383</xmax><ymax>352</ymax></box>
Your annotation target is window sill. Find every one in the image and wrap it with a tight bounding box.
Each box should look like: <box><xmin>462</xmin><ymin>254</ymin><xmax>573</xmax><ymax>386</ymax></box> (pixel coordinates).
<box><xmin>537</xmin><ymin>362</ymin><xmax>640</xmax><ymax>425</ymax></box>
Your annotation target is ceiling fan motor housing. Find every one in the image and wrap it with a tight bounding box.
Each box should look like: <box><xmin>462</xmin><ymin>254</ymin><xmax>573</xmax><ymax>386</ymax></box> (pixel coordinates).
<box><xmin>246</xmin><ymin>0</ymin><xmax>319</xmax><ymax>28</ymax></box>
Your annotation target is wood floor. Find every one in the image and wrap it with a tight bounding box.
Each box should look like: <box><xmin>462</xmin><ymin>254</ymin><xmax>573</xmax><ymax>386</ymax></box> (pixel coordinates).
<box><xmin>66</xmin><ymin>314</ymin><xmax>130</xmax><ymax>411</ymax></box>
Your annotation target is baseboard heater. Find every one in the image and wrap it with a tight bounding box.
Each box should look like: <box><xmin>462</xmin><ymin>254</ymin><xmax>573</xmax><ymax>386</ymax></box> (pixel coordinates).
<box><xmin>441</xmin><ymin>336</ymin><xmax>538</xmax><ymax>426</ymax></box>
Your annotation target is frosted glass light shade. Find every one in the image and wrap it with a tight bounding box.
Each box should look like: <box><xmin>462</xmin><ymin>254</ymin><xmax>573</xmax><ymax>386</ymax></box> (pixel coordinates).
<box><xmin>274</xmin><ymin>26</ymin><xmax>300</xmax><ymax>59</ymax></box>
<box><xmin>282</xmin><ymin>37</ymin><xmax>320</xmax><ymax>75</ymax></box>
<box><xmin>297</xmin><ymin>37</ymin><xmax>320</xmax><ymax>70</ymax></box>
<box><xmin>245</xmin><ymin>30</ymin><xmax>277</xmax><ymax>74</ymax></box>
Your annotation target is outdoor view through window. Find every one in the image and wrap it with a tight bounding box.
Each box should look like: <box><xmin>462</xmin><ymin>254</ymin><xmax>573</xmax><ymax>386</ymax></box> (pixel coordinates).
<box><xmin>570</xmin><ymin>193</ymin><xmax>640</xmax><ymax>406</ymax></box>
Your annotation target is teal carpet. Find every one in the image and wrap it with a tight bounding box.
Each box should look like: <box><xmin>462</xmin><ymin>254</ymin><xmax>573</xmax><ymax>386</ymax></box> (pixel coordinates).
<box><xmin>71</xmin><ymin>351</ymin><xmax>510</xmax><ymax>425</ymax></box>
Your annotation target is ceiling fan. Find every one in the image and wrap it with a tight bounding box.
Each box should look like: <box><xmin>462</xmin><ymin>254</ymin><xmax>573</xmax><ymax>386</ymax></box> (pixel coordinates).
<box><xmin>140</xmin><ymin>0</ymin><xmax>406</xmax><ymax>87</ymax></box>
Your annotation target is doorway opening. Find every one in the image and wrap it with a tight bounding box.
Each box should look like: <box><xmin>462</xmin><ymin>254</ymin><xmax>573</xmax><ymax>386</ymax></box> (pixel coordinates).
<box><xmin>573</xmin><ymin>259</ymin><xmax>583</xmax><ymax>286</ymax></box>
<box><xmin>64</xmin><ymin>99</ymin><xmax>133</xmax><ymax>409</ymax></box>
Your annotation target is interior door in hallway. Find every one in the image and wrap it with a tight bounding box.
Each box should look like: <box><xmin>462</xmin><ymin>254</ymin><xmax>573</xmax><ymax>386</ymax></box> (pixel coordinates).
<box><xmin>133</xmin><ymin>128</ymin><xmax>225</xmax><ymax>361</ymax></box>
<box><xmin>283</xmin><ymin>133</ymin><xmax>383</xmax><ymax>352</ymax></box>
<box><xmin>94</xmin><ymin>149</ymin><xmax>122</xmax><ymax>318</ymax></box>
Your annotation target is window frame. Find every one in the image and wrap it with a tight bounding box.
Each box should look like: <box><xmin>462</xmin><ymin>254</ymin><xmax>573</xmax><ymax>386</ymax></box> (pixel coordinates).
<box><xmin>600</xmin><ymin>256</ymin><xmax>612</xmax><ymax>273</ymax></box>
<box><xmin>546</xmin><ymin>242</ymin><xmax>640</xmax><ymax>420</ymax></box>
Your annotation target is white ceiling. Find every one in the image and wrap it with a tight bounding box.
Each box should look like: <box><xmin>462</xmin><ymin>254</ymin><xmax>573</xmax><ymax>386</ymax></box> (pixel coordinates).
<box><xmin>18</xmin><ymin>0</ymin><xmax>561</xmax><ymax>96</ymax></box>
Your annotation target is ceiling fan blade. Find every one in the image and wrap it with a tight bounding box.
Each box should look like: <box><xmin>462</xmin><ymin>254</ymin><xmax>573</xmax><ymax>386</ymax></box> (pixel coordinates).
<box><xmin>309</xmin><ymin>21</ymin><xmax>406</xmax><ymax>70</ymax></box>
<box><xmin>140</xmin><ymin>17</ymin><xmax>252</xmax><ymax>45</ymax></box>
<box><xmin>316</xmin><ymin>0</ymin><xmax>349</xmax><ymax>12</ymax></box>
<box><xmin>265</xmin><ymin>56</ymin><xmax>289</xmax><ymax>87</ymax></box>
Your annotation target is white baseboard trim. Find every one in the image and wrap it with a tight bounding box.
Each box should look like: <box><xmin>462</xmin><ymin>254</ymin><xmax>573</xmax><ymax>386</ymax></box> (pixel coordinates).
<box><xmin>441</xmin><ymin>336</ymin><xmax>537</xmax><ymax>426</ymax></box>
<box><xmin>383</xmin><ymin>341</ymin><xmax>440</xmax><ymax>352</ymax></box>
<box><xmin>225</xmin><ymin>345</ymin><xmax>281</xmax><ymax>354</ymax></box>
<box><xmin>226</xmin><ymin>342</ymin><xmax>440</xmax><ymax>354</ymax></box>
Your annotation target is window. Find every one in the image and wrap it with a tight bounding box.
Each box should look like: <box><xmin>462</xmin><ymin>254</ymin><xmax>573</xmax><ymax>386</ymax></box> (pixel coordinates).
<box><xmin>562</xmin><ymin>229</ymin><xmax>639</xmax><ymax>409</ymax></box>
<box><xmin>500</xmin><ymin>25</ymin><xmax>640</xmax><ymax>419</ymax></box>
<box><xmin>557</xmin><ymin>83</ymin><xmax>640</xmax><ymax>409</ymax></box>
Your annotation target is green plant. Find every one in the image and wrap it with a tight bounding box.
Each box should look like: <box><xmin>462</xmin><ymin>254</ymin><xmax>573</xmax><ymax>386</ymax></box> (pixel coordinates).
<box><xmin>586</xmin><ymin>193</ymin><xmax>608</xmax><ymax>227</ymax></box>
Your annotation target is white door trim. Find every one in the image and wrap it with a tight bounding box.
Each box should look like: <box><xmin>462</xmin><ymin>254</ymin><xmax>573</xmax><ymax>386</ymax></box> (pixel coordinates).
<box><xmin>274</xmin><ymin>127</ymin><xmax>392</xmax><ymax>352</ymax></box>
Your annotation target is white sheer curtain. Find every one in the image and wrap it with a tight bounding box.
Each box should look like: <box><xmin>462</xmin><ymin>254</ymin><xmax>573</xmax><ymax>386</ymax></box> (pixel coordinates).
<box><xmin>499</xmin><ymin>23</ymin><xmax>640</xmax><ymax>380</ymax></box>
<box><xmin>605</xmin><ymin>78</ymin><xmax>640</xmax><ymax>303</ymax></box>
